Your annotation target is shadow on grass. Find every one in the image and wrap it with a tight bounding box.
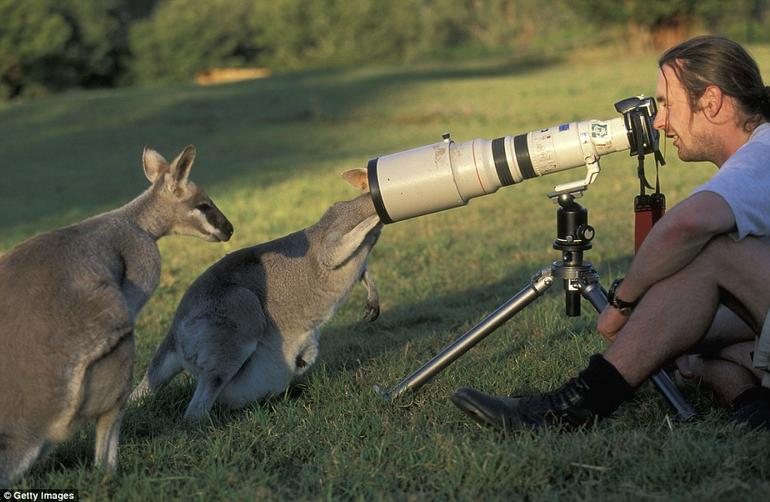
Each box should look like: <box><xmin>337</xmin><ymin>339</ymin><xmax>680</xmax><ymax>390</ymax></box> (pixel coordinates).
<box><xmin>116</xmin><ymin>251</ymin><xmax>632</xmax><ymax>438</ymax></box>
<box><xmin>0</xmin><ymin>54</ymin><xmax>562</xmax><ymax>240</ymax></box>
<box><xmin>328</xmin><ymin>252</ymin><xmax>633</xmax><ymax>361</ymax></box>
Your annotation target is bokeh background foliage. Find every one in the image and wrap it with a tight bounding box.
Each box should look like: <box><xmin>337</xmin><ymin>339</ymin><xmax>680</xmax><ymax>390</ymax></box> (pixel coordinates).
<box><xmin>2</xmin><ymin>0</ymin><xmax>770</xmax><ymax>99</ymax></box>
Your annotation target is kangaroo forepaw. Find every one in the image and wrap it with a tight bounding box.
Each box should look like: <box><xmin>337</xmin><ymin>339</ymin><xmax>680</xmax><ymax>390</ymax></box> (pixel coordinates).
<box><xmin>363</xmin><ymin>301</ymin><xmax>380</xmax><ymax>322</ymax></box>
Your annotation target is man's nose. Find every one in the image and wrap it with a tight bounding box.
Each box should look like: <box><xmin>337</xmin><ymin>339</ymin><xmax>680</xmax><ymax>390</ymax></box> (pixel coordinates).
<box><xmin>653</xmin><ymin>110</ymin><xmax>667</xmax><ymax>131</ymax></box>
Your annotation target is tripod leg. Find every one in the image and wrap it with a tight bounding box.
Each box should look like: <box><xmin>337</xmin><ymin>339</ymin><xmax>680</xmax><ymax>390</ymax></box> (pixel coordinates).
<box><xmin>376</xmin><ymin>269</ymin><xmax>554</xmax><ymax>401</ymax></box>
<box><xmin>577</xmin><ymin>278</ymin><xmax>697</xmax><ymax>421</ymax></box>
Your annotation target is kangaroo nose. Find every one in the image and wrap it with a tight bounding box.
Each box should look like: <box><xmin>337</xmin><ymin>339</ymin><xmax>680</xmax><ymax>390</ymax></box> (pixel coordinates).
<box><xmin>220</xmin><ymin>219</ymin><xmax>234</xmax><ymax>241</ymax></box>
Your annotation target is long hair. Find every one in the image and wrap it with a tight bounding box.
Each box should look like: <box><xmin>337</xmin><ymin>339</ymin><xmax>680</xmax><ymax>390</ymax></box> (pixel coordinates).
<box><xmin>658</xmin><ymin>35</ymin><xmax>770</xmax><ymax>130</ymax></box>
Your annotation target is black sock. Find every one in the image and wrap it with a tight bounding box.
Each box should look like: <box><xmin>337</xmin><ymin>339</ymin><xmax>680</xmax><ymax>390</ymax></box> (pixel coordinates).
<box><xmin>577</xmin><ymin>354</ymin><xmax>635</xmax><ymax>417</ymax></box>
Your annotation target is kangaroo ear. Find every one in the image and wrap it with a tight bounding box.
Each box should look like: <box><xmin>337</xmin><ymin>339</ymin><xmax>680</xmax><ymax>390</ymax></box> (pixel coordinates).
<box><xmin>342</xmin><ymin>168</ymin><xmax>370</xmax><ymax>193</ymax></box>
<box><xmin>143</xmin><ymin>147</ymin><xmax>169</xmax><ymax>183</ymax></box>
<box><xmin>167</xmin><ymin>145</ymin><xmax>196</xmax><ymax>191</ymax></box>
<box><xmin>321</xmin><ymin>215</ymin><xmax>380</xmax><ymax>268</ymax></box>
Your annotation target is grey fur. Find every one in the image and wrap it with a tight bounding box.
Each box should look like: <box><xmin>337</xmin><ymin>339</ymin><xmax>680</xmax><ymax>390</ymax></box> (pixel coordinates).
<box><xmin>131</xmin><ymin>183</ymin><xmax>382</xmax><ymax>420</ymax></box>
<box><xmin>0</xmin><ymin>145</ymin><xmax>233</xmax><ymax>486</ymax></box>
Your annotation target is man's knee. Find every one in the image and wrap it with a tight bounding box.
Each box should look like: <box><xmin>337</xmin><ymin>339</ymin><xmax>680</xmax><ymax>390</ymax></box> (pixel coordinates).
<box><xmin>692</xmin><ymin>235</ymin><xmax>769</xmax><ymax>273</ymax></box>
<box><xmin>670</xmin><ymin>236</ymin><xmax>734</xmax><ymax>283</ymax></box>
<box><xmin>699</xmin><ymin>235</ymin><xmax>737</xmax><ymax>262</ymax></box>
<box><xmin>697</xmin><ymin>236</ymin><xmax>770</xmax><ymax>330</ymax></box>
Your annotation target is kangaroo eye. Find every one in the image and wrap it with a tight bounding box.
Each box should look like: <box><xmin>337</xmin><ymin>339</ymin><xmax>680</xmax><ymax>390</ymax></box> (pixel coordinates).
<box><xmin>195</xmin><ymin>203</ymin><xmax>212</xmax><ymax>212</ymax></box>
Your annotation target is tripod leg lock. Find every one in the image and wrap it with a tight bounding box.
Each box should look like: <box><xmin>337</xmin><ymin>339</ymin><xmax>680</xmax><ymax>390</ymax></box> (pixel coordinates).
<box><xmin>532</xmin><ymin>268</ymin><xmax>554</xmax><ymax>292</ymax></box>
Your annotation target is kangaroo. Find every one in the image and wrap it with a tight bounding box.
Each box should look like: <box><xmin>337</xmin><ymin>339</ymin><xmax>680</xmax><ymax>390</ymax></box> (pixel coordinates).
<box><xmin>130</xmin><ymin>168</ymin><xmax>382</xmax><ymax>420</ymax></box>
<box><xmin>0</xmin><ymin>145</ymin><xmax>233</xmax><ymax>486</ymax></box>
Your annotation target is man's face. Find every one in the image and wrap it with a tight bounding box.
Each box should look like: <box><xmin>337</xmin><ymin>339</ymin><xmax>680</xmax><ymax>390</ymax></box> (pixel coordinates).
<box><xmin>653</xmin><ymin>64</ymin><xmax>715</xmax><ymax>163</ymax></box>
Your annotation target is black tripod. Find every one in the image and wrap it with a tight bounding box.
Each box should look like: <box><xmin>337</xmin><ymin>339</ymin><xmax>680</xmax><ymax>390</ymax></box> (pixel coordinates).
<box><xmin>377</xmin><ymin>192</ymin><xmax>696</xmax><ymax>421</ymax></box>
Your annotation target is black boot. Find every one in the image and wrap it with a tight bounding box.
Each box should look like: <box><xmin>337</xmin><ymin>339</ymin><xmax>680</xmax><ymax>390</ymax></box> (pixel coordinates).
<box><xmin>451</xmin><ymin>354</ymin><xmax>634</xmax><ymax>432</ymax></box>
<box><xmin>732</xmin><ymin>386</ymin><xmax>770</xmax><ymax>430</ymax></box>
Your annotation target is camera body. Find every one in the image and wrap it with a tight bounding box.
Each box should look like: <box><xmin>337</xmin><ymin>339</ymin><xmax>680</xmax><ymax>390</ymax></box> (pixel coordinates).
<box><xmin>615</xmin><ymin>96</ymin><xmax>660</xmax><ymax>157</ymax></box>
<box><xmin>368</xmin><ymin>96</ymin><xmax>660</xmax><ymax>223</ymax></box>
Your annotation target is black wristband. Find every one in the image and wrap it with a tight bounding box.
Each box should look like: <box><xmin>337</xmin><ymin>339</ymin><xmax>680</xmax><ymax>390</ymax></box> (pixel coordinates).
<box><xmin>607</xmin><ymin>278</ymin><xmax>637</xmax><ymax>315</ymax></box>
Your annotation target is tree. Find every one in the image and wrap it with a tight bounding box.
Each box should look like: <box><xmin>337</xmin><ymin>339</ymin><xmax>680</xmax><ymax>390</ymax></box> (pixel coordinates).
<box><xmin>0</xmin><ymin>0</ymin><xmax>71</xmax><ymax>98</ymax></box>
<box><xmin>581</xmin><ymin>0</ymin><xmax>764</xmax><ymax>53</ymax></box>
<box><xmin>129</xmin><ymin>0</ymin><xmax>258</xmax><ymax>84</ymax></box>
<box><xmin>0</xmin><ymin>0</ymin><xmax>154</xmax><ymax>99</ymax></box>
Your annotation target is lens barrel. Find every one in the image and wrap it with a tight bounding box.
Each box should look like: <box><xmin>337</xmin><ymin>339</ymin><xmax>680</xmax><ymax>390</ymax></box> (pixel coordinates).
<box><xmin>368</xmin><ymin>117</ymin><xmax>630</xmax><ymax>223</ymax></box>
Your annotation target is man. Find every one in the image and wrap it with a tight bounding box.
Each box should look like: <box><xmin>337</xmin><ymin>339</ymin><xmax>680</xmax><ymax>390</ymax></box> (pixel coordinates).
<box><xmin>451</xmin><ymin>35</ymin><xmax>770</xmax><ymax>431</ymax></box>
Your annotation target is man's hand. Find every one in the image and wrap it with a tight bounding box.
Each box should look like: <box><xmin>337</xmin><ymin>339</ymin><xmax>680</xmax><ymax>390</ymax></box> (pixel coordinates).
<box><xmin>597</xmin><ymin>305</ymin><xmax>629</xmax><ymax>342</ymax></box>
<box><xmin>620</xmin><ymin>192</ymin><xmax>736</xmax><ymax>302</ymax></box>
<box><xmin>597</xmin><ymin>192</ymin><xmax>736</xmax><ymax>343</ymax></box>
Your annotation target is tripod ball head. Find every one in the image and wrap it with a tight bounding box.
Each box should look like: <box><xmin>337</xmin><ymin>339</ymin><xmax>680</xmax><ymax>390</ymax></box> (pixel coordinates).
<box><xmin>577</xmin><ymin>225</ymin><xmax>595</xmax><ymax>242</ymax></box>
<box><xmin>555</xmin><ymin>194</ymin><xmax>593</xmax><ymax>249</ymax></box>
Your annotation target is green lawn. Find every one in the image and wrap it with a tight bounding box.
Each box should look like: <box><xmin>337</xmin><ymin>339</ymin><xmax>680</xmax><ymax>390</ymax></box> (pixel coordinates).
<box><xmin>1</xmin><ymin>47</ymin><xmax>770</xmax><ymax>500</ymax></box>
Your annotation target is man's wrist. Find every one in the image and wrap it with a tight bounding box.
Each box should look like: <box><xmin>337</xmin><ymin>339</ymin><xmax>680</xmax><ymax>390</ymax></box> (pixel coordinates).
<box><xmin>608</xmin><ymin>278</ymin><xmax>638</xmax><ymax>315</ymax></box>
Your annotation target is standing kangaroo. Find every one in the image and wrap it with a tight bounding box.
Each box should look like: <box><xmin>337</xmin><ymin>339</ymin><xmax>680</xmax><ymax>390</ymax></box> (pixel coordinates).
<box><xmin>131</xmin><ymin>169</ymin><xmax>382</xmax><ymax>420</ymax></box>
<box><xmin>0</xmin><ymin>145</ymin><xmax>233</xmax><ymax>485</ymax></box>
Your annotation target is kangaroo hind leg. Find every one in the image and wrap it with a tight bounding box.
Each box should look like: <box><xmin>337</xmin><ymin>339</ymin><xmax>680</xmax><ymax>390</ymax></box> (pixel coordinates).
<box><xmin>183</xmin><ymin>345</ymin><xmax>255</xmax><ymax>421</ymax></box>
<box><xmin>181</xmin><ymin>287</ymin><xmax>265</xmax><ymax>420</ymax></box>
<box><xmin>94</xmin><ymin>404</ymin><xmax>124</xmax><ymax>479</ymax></box>
<box><xmin>182</xmin><ymin>325</ymin><xmax>260</xmax><ymax>421</ymax></box>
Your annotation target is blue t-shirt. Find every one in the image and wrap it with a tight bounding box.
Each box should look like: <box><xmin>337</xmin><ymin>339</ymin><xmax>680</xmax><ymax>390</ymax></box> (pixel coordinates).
<box><xmin>692</xmin><ymin>122</ymin><xmax>770</xmax><ymax>242</ymax></box>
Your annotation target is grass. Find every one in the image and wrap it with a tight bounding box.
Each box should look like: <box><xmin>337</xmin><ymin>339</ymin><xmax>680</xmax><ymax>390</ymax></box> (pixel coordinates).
<box><xmin>2</xmin><ymin>46</ymin><xmax>770</xmax><ymax>499</ymax></box>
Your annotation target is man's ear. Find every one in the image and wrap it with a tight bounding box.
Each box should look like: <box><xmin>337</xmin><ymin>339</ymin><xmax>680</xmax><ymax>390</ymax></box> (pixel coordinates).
<box><xmin>701</xmin><ymin>85</ymin><xmax>724</xmax><ymax>118</ymax></box>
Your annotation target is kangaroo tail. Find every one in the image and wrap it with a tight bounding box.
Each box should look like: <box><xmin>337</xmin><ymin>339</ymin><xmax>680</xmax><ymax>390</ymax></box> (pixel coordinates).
<box><xmin>129</xmin><ymin>332</ymin><xmax>183</xmax><ymax>403</ymax></box>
